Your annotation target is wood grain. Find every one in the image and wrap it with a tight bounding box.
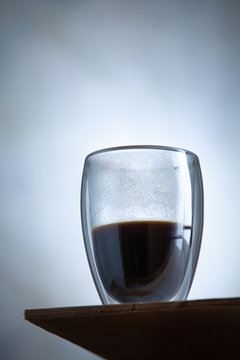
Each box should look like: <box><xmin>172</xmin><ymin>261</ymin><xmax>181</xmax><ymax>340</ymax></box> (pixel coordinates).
<box><xmin>25</xmin><ymin>298</ymin><xmax>240</xmax><ymax>359</ymax></box>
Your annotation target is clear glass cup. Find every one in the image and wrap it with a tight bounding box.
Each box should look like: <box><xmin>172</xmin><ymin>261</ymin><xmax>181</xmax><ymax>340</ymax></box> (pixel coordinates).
<box><xmin>81</xmin><ymin>146</ymin><xmax>203</xmax><ymax>304</ymax></box>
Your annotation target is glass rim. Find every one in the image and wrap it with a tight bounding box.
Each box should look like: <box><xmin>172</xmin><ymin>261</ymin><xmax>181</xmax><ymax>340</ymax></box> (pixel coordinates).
<box><xmin>85</xmin><ymin>145</ymin><xmax>199</xmax><ymax>161</ymax></box>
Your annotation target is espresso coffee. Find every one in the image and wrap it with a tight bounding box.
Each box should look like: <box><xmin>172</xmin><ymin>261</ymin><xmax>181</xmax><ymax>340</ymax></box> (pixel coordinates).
<box><xmin>92</xmin><ymin>221</ymin><xmax>191</xmax><ymax>302</ymax></box>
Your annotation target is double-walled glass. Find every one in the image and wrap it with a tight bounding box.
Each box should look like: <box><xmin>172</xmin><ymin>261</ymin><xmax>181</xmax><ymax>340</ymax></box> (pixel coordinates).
<box><xmin>81</xmin><ymin>146</ymin><xmax>203</xmax><ymax>304</ymax></box>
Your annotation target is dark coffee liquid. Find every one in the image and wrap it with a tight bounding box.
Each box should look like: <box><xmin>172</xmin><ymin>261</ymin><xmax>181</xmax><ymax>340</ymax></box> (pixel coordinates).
<box><xmin>92</xmin><ymin>221</ymin><xmax>191</xmax><ymax>302</ymax></box>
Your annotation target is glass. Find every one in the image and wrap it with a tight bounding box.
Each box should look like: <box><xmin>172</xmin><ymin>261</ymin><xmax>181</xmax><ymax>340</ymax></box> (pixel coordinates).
<box><xmin>81</xmin><ymin>146</ymin><xmax>203</xmax><ymax>304</ymax></box>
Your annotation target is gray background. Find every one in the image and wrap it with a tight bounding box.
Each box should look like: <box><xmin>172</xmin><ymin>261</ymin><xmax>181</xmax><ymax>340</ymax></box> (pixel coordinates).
<box><xmin>1</xmin><ymin>0</ymin><xmax>240</xmax><ymax>359</ymax></box>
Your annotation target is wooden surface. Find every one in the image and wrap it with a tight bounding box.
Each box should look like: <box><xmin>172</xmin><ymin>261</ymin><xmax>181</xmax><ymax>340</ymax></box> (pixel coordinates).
<box><xmin>25</xmin><ymin>298</ymin><xmax>240</xmax><ymax>359</ymax></box>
